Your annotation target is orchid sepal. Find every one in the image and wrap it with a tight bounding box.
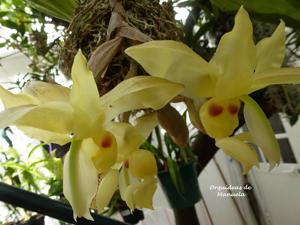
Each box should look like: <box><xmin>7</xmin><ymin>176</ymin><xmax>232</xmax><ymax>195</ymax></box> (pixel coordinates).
<box><xmin>63</xmin><ymin>139</ymin><xmax>98</xmax><ymax>220</ymax></box>
<box><xmin>241</xmin><ymin>95</ymin><xmax>280</xmax><ymax>170</ymax></box>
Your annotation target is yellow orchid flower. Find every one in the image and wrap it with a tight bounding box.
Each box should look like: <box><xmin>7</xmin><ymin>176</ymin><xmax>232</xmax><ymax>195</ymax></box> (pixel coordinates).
<box><xmin>0</xmin><ymin>51</ymin><xmax>183</xmax><ymax>219</ymax></box>
<box><xmin>125</xmin><ymin>6</ymin><xmax>300</xmax><ymax>173</ymax></box>
<box><xmin>105</xmin><ymin>113</ymin><xmax>158</xmax><ymax>211</ymax></box>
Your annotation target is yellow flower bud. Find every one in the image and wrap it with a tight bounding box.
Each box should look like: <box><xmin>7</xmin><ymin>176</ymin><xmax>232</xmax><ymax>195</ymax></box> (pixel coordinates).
<box><xmin>128</xmin><ymin>150</ymin><xmax>157</xmax><ymax>179</ymax></box>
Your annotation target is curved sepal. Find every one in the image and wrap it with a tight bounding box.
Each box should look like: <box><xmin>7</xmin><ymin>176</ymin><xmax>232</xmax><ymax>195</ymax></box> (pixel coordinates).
<box><xmin>19</xmin><ymin>126</ymin><xmax>71</xmax><ymax>145</ymax></box>
<box><xmin>216</xmin><ymin>137</ymin><xmax>259</xmax><ymax>174</ymax></box>
<box><xmin>0</xmin><ymin>102</ymin><xmax>73</xmax><ymax>134</ymax></box>
<box><xmin>63</xmin><ymin>140</ymin><xmax>98</xmax><ymax>220</ymax></box>
<box><xmin>100</xmin><ymin>76</ymin><xmax>183</xmax><ymax>122</ymax></box>
<box><xmin>0</xmin><ymin>85</ymin><xmax>36</xmax><ymax>108</ymax></box>
<box><xmin>255</xmin><ymin>20</ymin><xmax>285</xmax><ymax>73</ymax></box>
<box><xmin>125</xmin><ymin>40</ymin><xmax>215</xmax><ymax>98</ymax></box>
<box><xmin>95</xmin><ymin>169</ymin><xmax>119</xmax><ymax>212</ymax></box>
<box><xmin>24</xmin><ymin>81</ymin><xmax>70</xmax><ymax>103</ymax></box>
<box><xmin>212</xmin><ymin>6</ymin><xmax>255</xmax><ymax>98</ymax></box>
<box><xmin>107</xmin><ymin>113</ymin><xmax>157</xmax><ymax>161</ymax></box>
<box><xmin>251</xmin><ymin>68</ymin><xmax>300</xmax><ymax>92</ymax></box>
<box><xmin>70</xmin><ymin>50</ymin><xmax>103</xmax><ymax>138</ymax></box>
<box><xmin>123</xmin><ymin>177</ymin><xmax>157</xmax><ymax>210</ymax></box>
<box><xmin>241</xmin><ymin>95</ymin><xmax>281</xmax><ymax>170</ymax></box>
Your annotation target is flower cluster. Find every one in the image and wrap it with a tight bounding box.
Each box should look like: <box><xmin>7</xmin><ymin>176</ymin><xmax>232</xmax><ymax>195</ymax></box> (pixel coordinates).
<box><xmin>0</xmin><ymin>51</ymin><xmax>183</xmax><ymax>219</ymax></box>
<box><xmin>2</xmin><ymin>6</ymin><xmax>300</xmax><ymax>221</ymax></box>
<box><xmin>125</xmin><ymin>6</ymin><xmax>300</xmax><ymax>173</ymax></box>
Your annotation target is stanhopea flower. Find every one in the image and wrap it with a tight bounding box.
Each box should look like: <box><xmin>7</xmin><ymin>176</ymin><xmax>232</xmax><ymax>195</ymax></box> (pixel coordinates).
<box><xmin>0</xmin><ymin>50</ymin><xmax>183</xmax><ymax>219</ymax></box>
<box><xmin>125</xmin><ymin>6</ymin><xmax>300</xmax><ymax>173</ymax></box>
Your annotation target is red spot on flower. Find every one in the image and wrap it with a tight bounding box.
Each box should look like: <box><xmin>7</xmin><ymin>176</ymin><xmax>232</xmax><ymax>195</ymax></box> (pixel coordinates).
<box><xmin>124</xmin><ymin>160</ymin><xmax>129</xmax><ymax>168</ymax></box>
<box><xmin>228</xmin><ymin>104</ymin><xmax>239</xmax><ymax>115</ymax></box>
<box><xmin>101</xmin><ymin>135</ymin><xmax>112</xmax><ymax>148</ymax></box>
<box><xmin>208</xmin><ymin>103</ymin><xmax>223</xmax><ymax>117</ymax></box>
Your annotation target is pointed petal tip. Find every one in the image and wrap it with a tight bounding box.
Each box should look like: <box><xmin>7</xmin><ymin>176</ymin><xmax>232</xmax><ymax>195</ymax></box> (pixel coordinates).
<box><xmin>237</xmin><ymin>5</ymin><xmax>249</xmax><ymax>17</ymax></box>
<box><xmin>268</xmin><ymin>161</ymin><xmax>280</xmax><ymax>172</ymax></box>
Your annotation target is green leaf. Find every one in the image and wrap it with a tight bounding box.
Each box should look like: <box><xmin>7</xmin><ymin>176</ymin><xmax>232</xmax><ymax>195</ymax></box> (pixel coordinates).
<box><xmin>209</xmin><ymin>0</ymin><xmax>300</xmax><ymax>28</ymax></box>
<box><xmin>166</xmin><ymin>158</ymin><xmax>185</xmax><ymax>194</ymax></box>
<box><xmin>1</xmin><ymin>20</ymin><xmax>19</xmax><ymax>30</ymax></box>
<box><xmin>0</xmin><ymin>11</ymin><xmax>9</xmax><ymax>17</ymax></box>
<box><xmin>26</xmin><ymin>0</ymin><xmax>78</xmax><ymax>22</ymax></box>
<box><xmin>0</xmin><ymin>42</ymin><xmax>7</xmax><ymax>48</ymax></box>
<box><xmin>48</xmin><ymin>179</ymin><xmax>63</xmax><ymax>196</ymax></box>
<box><xmin>289</xmin><ymin>114</ymin><xmax>299</xmax><ymax>126</ymax></box>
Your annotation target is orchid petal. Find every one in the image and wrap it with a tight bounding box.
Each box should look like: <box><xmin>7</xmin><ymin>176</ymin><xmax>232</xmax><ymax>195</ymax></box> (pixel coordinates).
<box><xmin>132</xmin><ymin>112</ymin><xmax>158</xmax><ymax>142</ymax></box>
<box><xmin>185</xmin><ymin>98</ymin><xmax>205</xmax><ymax>131</ymax></box>
<box><xmin>70</xmin><ymin>50</ymin><xmax>103</xmax><ymax>138</ymax></box>
<box><xmin>234</xmin><ymin>132</ymin><xmax>253</xmax><ymax>143</ymax></box>
<box><xmin>0</xmin><ymin>102</ymin><xmax>73</xmax><ymax>134</ymax></box>
<box><xmin>63</xmin><ymin>140</ymin><xmax>98</xmax><ymax>220</ymax></box>
<box><xmin>0</xmin><ymin>86</ymin><xmax>36</xmax><ymax>108</ymax></box>
<box><xmin>124</xmin><ymin>177</ymin><xmax>157</xmax><ymax>210</ymax></box>
<box><xmin>212</xmin><ymin>6</ymin><xmax>255</xmax><ymax>98</ymax></box>
<box><xmin>251</xmin><ymin>68</ymin><xmax>300</xmax><ymax>92</ymax></box>
<box><xmin>0</xmin><ymin>105</ymin><xmax>34</xmax><ymax>129</ymax></box>
<box><xmin>119</xmin><ymin>167</ymin><xmax>129</xmax><ymax>201</ymax></box>
<box><xmin>95</xmin><ymin>169</ymin><xmax>119</xmax><ymax>212</ymax></box>
<box><xmin>119</xmin><ymin>167</ymin><xmax>138</xmax><ymax>203</ymax></box>
<box><xmin>255</xmin><ymin>21</ymin><xmax>285</xmax><ymax>73</ymax></box>
<box><xmin>128</xmin><ymin>150</ymin><xmax>157</xmax><ymax>179</ymax></box>
<box><xmin>241</xmin><ymin>96</ymin><xmax>280</xmax><ymax>169</ymax></box>
<box><xmin>18</xmin><ymin>126</ymin><xmax>71</xmax><ymax>145</ymax></box>
<box><xmin>125</xmin><ymin>40</ymin><xmax>215</xmax><ymax>98</ymax></box>
<box><xmin>107</xmin><ymin>113</ymin><xmax>157</xmax><ymax>161</ymax></box>
<box><xmin>100</xmin><ymin>76</ymin><xmax>183</xmax><ymax>122</ymax></box>
<box><xmin>216</xmin><ymin>137</ymin><xmax>259</xmax><ymax>174</ymax></box>
<box><xmin>24</xmin><ymin>81</ymin><xmax>70</xmax><ymax>103</ymax></box>
<box><xmin>106</xmin><ymin>122</ymin><xmax>141</xmax><ymax>161</ymax></box>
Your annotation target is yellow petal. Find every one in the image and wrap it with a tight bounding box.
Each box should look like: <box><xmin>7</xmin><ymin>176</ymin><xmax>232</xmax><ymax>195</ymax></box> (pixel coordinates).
<box><xmin>70</xmin><ymin>50</ymin><xmax>103</xmax><ymax>138</ymax></box>
<box><xmin>106</xmin><ymin>122</ymin><xmax>141</xmax><ymax>161</ymax></box>
<box><xmin>0</xmin><ymin>105</ymin><xmax>34</xmax><ymax>129</ymax></box>
<box><xmin>199</xmin><ymin>97</ymin><xmax>240</xmax><ymax>138</ymax></box>
<box><xmin>63</xmin><ymin>140</ymin><xmax>98</xmax><ymax>220</ymax></box>
<box><xmin>241</xmin><ymin>95</ymin><xmax>280</xmax><ymax>169</ymax></box>
<box><xmin>0</xmin><ymin>85</ymin><xmax>36</xmax><ymax>108</ymax></box>
<box><xmin>124</xmin><ymin>177</ymin><xmax>157</xmax><ymax>210</ymax></box>
<box><xmin>125</xmin><ymin>40</ymin><xmax>215</xmax><ymax>98</ymax></box>
<box><xmin>185</xmin><ymin>98</ymin><xmax>205</xmax><ymax>131</ymax></box>
<box><xmin>24</xmin><ymin>81</ymin><xmax>70</xmax><ymax>103</ymax></box>
<box><xmin>133</xmin><ymin>177</ymin><xmax>157</xmax><ymax>209</ymax></box>
<box><xmin>119</xmin><ymin>167</ymin><xmax>129</xmax><ymax>201</ymax></box>
<box><xmin>18</xmin><ymin>126</ymin><xmax>71</xmax><ymax>145</ymax></box>
<box><xmin>0</xmin><ymin>102</ymin><xmax>73</xmax><ymax>135</ymax></box>
<box><xmin>119</xmin><ymin>167</ymin><xmax>138</xmax><ymax>204</ymax></box>
<box><xmin>251</xmin><ymin>68</ymin><xmax>300</xmax><ymax>92</ymax></box>
<box><xmin>212</xmin><ymin>6</ymin><xmax>255</xmax><ymax>98</ymax></box>
<box><xmin>100</xmin><ymin>76</ymin><xmax>183</xmax><ymax>122</ymax></box>
<box><xmin>128</xmin><ymin>150</ymin><xmax>157</xmax><ymax>179</ymax></box>
<box><xmin>106</xmin><ymin>113</ymin><xmax>157</xmax><ymax>161</ymax></box>
<box><xmin>234</xmin><ymin>132</ymin><xmax>253</xmax><ymax>143</ymax></box>
<box><xmin>132</xmin><ymin>112</ymin><xmax>158</xmax><ymax>142</ymax></box>
<box><xmin>95</xmin><ymin>169</ymin><xmax>119</xmax><ymax>212</ymax></box>
<box><xmin>216</xmin><ymin>137</ymin><xmax>259</xmax><ymax>174</ymax></box>
<box><xmin>255</xmin><ymin>20</ymin><xmax>285</xmax><ymax>73</ymax></box>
